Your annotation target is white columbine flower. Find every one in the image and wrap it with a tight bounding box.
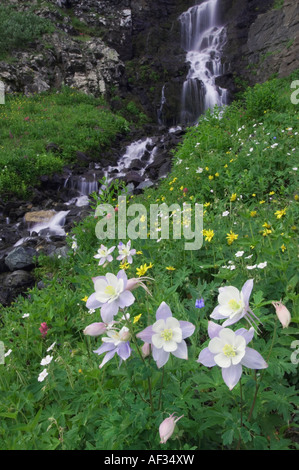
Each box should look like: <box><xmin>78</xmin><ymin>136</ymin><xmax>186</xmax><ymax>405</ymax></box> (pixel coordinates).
<box><xmin>222</xmin><ymin>211</ymin><xmax>230</xmax><ymax>217</ymax></box>
<box><xmin>22</xmin><ymin>313</ymin><xmax>30</xmax><ymax>318</ymax></box>
<box><xmin>38</xmin><ymin>369</ymin><xmax>48</xmax><ymax>382</ymax></box>
<box><xmin>196</xmin><ymin>167</ymin><xmax>203</xmax><ymax>173</ymax></box>
<box><xmin>208</xmin><ymin>328</ymin><xmax>246</xmax><ymax>368</ymax></box>
<box><xmin>152</xmin><ymin>317</ymin><xmax>183</xmax><ymax>353</ymax></box>
<box><xmin>94</xmin><ymin>244</ymin><xmax>115</xmax><ymax>266</ymax></box>
<box><xmin>210</xmin><ymin>279</ymin><xmax>260</xmax><ymax>329</ymax></box>
<box><xmin>40</xmin><ymin>355</ymin><xmax>53</xmax><ymax>366</ymax></box>
<box><xmin>117</xmin><ymin>240</ymin><xmax>136</xmax><ymax>264</ymax></box>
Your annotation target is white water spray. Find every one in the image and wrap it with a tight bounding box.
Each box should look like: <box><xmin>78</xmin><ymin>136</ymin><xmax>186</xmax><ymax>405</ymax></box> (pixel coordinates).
<box><xmin>180</xmin><ymin>0</ymin><xmax>227</xmax><ymax>125</ymax></box>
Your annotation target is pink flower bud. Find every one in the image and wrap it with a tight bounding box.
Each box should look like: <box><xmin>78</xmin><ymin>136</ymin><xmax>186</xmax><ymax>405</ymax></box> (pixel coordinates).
<box><xmin>141</xmin><ymin>342</ymin><xmax>151</xmax><ymax>358</ymax></box>
<box><xmin>83</xmin><ymin>322</ymin><xmax>107</xmax><ymax>336</ymax></box>
<box><xmin>272</xmin><ymin>301</ymin><xmax>291</xmax><ymax>328</ymax></box>
<box><xmin>39</xmin><ymin>322</ymin><xmax>49</xmax><ymax>338</ymax></box>
<box><xmin>159</xmin><ymin>413</ymin><xmax>183</xmax><ymax>444</ymax></box>
<box><xmin>126</xmin><ymin>277</ymin><xmax>153</xmax><ymax>296</ymax></box>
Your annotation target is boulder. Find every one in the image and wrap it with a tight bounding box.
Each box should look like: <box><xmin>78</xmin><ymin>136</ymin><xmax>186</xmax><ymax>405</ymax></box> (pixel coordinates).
<box><xmin>5</xmin><ymin>246</ymin><xmax>38</xmax><ymax>272</ymax></box>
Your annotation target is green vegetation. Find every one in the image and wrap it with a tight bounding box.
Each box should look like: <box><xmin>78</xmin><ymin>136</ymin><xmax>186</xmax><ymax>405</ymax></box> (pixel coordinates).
<box><xmin>0</xmin><ymin>87</ymin><xmax>130</xmax><ymax>197</ymax></box>
<box><xmin>0</xmin><ymin>73</ymin><xmax>298</xmax><ymax>450</ymax></box>
<box><xmin>0</xmin><ymin>5</ymin><xmax>55</xmax><ymax>59</ymax></box>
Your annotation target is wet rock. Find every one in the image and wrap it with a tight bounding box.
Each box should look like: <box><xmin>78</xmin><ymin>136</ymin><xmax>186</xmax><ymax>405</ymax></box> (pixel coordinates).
<box><xmin>3</xmin><ymin>270</ymin><xmax>35</xmax><ymax>289</ymax></box>
<box><xmin>5</xmin><ymin>246</ymin><xmax>38</xmax><ymax>272</ymax></box>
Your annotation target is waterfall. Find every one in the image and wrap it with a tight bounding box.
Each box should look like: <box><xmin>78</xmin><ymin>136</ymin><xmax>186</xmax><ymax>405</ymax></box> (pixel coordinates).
<box><xmin>179</xmin><ymin>0</ymin><xmax>227</xmax><ymax>125</ymax></box>
<box><xmin>157</xmin><ymin>85</ymin><xmax>166</xmax><ymax>125</ymax></box>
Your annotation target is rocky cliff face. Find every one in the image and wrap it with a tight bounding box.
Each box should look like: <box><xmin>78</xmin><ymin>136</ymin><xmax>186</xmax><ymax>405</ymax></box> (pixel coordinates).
<box><xmin>218</xmin><ymin>0</ymin><xmax>299</xmax><ymax>95</ymax></box>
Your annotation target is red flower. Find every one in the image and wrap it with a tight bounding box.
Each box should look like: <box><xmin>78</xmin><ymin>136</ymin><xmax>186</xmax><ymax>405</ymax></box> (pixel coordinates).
<box><xmin>39</xmin><ymin>322</ymin><xmax>49</xmax><ymax>338</ymax></box>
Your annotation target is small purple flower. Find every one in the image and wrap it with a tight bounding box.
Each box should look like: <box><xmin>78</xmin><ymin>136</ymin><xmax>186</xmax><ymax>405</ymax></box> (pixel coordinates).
<box><xmin>137</xmin><ymin>302</ymin><xmax>195</xmax><ymax>368</ymax></box>
<box><xmin>93</xmin><ymin>326</ymin><xmax>131</xmax><ymax>368</ymax></box>
<box><xmin>197</xmin><ymin>321</ymin><xmax>268</xmax><ymax>390</ymax></box>
<box><xmin>195</xmin><ymin>298</ymin><xmax>205</xmax><ymax>309</ymax></box>
<box><xmin>86</xmin><ymin>270</ymin><xmax>135</xmax><ymax>323</ymax></box>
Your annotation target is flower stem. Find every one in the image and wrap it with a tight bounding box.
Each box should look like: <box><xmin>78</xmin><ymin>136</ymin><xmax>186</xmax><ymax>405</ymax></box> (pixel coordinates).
<box><xmin>158</xmin><ymin>367</ymin><xmax>165</xmax><ymax>410</ymax></box>
<box><xmin>126</xmin><ymin>317</ymin><xmax>154</xmax><ymax>412</ymax></box>
<box><xmin>248</xmin><ymin>318</ymin><xmax>278</xmax><ymax>422</ymax></box>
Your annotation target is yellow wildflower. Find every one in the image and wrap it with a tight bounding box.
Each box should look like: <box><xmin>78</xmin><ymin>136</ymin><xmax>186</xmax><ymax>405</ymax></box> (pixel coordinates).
<box><xmin>136</xmin><ymin>251</ymin><xmax>143</xmax><ymax>255</ymax></box>
<box><xmin>209</xmin><ymin>175</ymin><xmax>214</xmax><ymax>180</ymax></box>
<box><xmin>262</xmin><ymin>222</ymin><xmax>271</xmax><ymax>229</ymax></box>
<box><xmin>262</xmin><ymin>228</ymin><xmax>272</xmax><ymax>237</ymax></box>
<box><xmin>202</xmin><ymin>229</ymin><xmax>215</xmax><ymax>242</ymax></box>
<box><xmin>259</xmin><ymin>200</ymin><xmax>265</xmax><ymax>204</ymax></box>
<box><xmin>250</xmin><ymin>211</ymin><xmax>257</xmax><ymax>217</ymax></box>
<box><xmin>215</xmin><ymin>172</ymin><xmax>219</xmax><ymax>177</ymax></box>
<box><xmin>269</xmin><ymin>191</ymin><xmax>275</xmax><ymax>195</ymax></box>
<box><xmin>133</xmin><ymin>314</ymin><xmax>142</xmax><ymax>324</ymax></box>
<box><xmin>166</xmin><ymin>266</ymin><xmax>176</xmax><ymax>271</ymax></box>
<box><xmin>81</xmin><ymin>296</ymin><xmax>88</xmax><ymax>302</ymax></box>
<box><xmin>136</xmin><ymin>263</ymin><xmax>153</xmax><ymax>277</ymax></box>
<box><xmin>230</xmin><ymin>193</ymin><xmax>237</xmax><ymax>202</ymax></box>
<box><xmin>204</xmin><ymin>202</ymin><xmax>211</xmax><ymax>207</ymax></box>
<box><xmin>275</xmin><ymin>208</ymin><xmax>287</xmax><ymax>219</ymax></box>
<box><xmin>226</xmin><ymin>230</ymin><xmax>238</xmax><ymax>245</ymax></box>
<box><xmin>281</xmin><ymin>244</ymin><xmax>286</xmax><ymax>253</ymax></box>
<box><xmin>120</xmin><ymin>261</ymin><xmax>130</xmax><ymax>270</ymax></box>
<box><xmin>294</xmin><ymin>194</ymin><xmax>299</xmax><ymax>201</ymax></box>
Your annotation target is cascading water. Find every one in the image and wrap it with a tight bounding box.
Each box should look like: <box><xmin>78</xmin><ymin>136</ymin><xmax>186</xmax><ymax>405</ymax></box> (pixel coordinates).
<box><xmin>180</xmin><ymin>0</ymin><xmax>227</xmax><ymax>125</ymax></box>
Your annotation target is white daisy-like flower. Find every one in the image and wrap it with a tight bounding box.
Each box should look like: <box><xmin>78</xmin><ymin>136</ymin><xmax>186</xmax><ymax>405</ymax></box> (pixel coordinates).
<box><xmin>196</xmin><ymin>167</ymin><xmax>203</xmax><ymax>173</ymax></box>
<box><xmin>38</xmin><ymin>369</ymin><xmax>48</xmax><ymax>382</ymax></box>
<box><xmin>222</xmin><ymin>211</ymin><xmax>230</xmax><ymax>217</ymax></box>
<box><xmin>257</xmin><ymin>262</ymin><xmax>267</xmax><ymax>269</ymax></box>
<box><xmin>246</xmin><ymin>265</ymin><xmax>257</xmax><ymax>270</ymax></box>
<box><xmin>235</xmin><ymin>251</ymin><xmax>244</xmax><ymax>257</ymax></box>
<box><xmin>40</xmin><ymin>355</ymin><xmax>53</xmax><ymax>366</ymax></box>
<box><xmin>22</xmin><ymin>313</ymin><xmax>30</xmax><ymax>318</ymax></box>
<box><xmin>46</xmin><ymin>342</ymin><xmax>56</xmax><ymax>352</ymax></box>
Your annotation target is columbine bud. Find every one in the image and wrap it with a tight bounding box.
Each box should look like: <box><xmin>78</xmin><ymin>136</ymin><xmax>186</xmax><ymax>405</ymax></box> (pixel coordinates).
<box><xmin>126</xmin><ymin>277</ymin><xmax>153</xmax><ymax>296</ymax></box>
<box><xmin>141</xmin><ymin>342</ymin><xmax>151</xmax><ymax>358</ymax></box>
<box><xmin>272</xmin><ymin>301</ymin><xmax>291</xmax><ymax>328</ymax></box>
<box><xmin>83</xmin><ymin>322</ymin><xmax>107</xmax><ymax>336</ymax></box>
<box><xmin>159</xmin><ymin>413</ymin><xmax>183</xmax><ymax>444</ymax></box>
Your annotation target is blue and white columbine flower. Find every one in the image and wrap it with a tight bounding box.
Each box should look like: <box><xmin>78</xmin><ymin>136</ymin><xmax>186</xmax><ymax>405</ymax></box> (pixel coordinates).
<box><xmin>210</xmin><ymin>279</ymin><xmax>260</xmax><ymax>329</ymax></box>
<box><xmin>94</xmin><ymin>244</ymin><xmax>115</xmax><ymax>266</ymax></box>
<box><xmin>86</xmin><ymin>270</ymin><xmax>135</xmax><ymax>323</ymax></box>
<box><xmin>117</xmin><ymin>240</ymin><xmax>136</xmax><ymax>264</ymax></box>
<box><xmin>93</xmin><ymin>326</ymin><xmax>132</xmax><ymax>369</ymax></box>
<box><xmin>197</xmin><ymin>321</ymin><xmax>268</xmax><ymax>390</ymax></box>
<box><xmin>137</xmin><ymin>302</ymin><xmax>195</xmax><ymax>368</ymax></box>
